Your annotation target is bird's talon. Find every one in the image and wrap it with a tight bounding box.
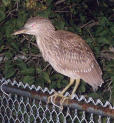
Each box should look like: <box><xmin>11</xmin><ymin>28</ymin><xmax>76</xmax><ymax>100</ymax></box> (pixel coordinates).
<box><xmin>48</xmin><ymin>92</ymin><xmax>59</xmax><ymax>103</ymax></box>
<box><xmin>60</xmin><ymin>96</ymin><xmax>70</xmax><ymax>106</ymax></box>
<box><xmin>48</xmin><ymin>92</ymin><xmax>67</xmax><ymax>105</ymax></box>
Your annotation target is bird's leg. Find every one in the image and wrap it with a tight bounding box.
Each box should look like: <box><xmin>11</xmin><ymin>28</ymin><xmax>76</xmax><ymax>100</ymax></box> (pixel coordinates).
<box><xmin>60</xmin><ymin>78</ymin><xmax>75</xmax><ymax>95</ymax></box>
<box><xmin>48</xmin><ymin>78</ymin><xmax>75</xmax><ymax>104</ymax></box>
<box><xmin>60</xmin><ymin>78</ymin><xmax>80</xmax><ymax>105</ymax></box>
<box><xmin>70</xmin><ymin>78</ymin><xmax>80</xmax><ymax>98</ymax></box>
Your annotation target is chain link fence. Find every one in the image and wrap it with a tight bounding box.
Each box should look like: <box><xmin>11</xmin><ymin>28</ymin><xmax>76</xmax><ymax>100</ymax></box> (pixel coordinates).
<box><xmin>0</xmin><ymin>78</ymin><xmax>114</xmax><ymax>123</ymax></box>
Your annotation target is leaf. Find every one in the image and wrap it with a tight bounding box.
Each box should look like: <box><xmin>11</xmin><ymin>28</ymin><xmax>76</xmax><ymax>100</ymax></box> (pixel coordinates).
<box><xmin>57</xmin><ymin>81</ymin><xmax>61</xmax><ymax>88</ymax></box>
<box><xmin>3</xmin><ymin>21</ymin><xmax>15</xmax><ymax>38</ymax></box>
<box><xmin>78</xmin><ymin>82</ymin><xmax>86</xmax><ymax>93</ymax></box>
<box><xmin>110</xmin><ymin>26</ymin><xmax>114</xmax><ymax>33</ymax></box>
<box><xmin>75</xmin><ymin>27</ymin><xmax>82</xmax><ymax>33</ymax></box>
<box><xmin>46</xmin><ymin>0</ymin><xmax>53</xmax><ymax>6</ymax></box>
<box><xmin>16</xmin><ymin>59</ymin><xmax>27</xmax><ymax>69</ymax></box>
<box><xmin>99</xmin><ymin>30</ymin><xmax>107</xmax><ymax>36</ymax></box>
<box><xmin>21</xmin><ymin>68</ymin><xmax>35</xmax><ymax>75</ymax></box>
<box><xmin>23</xmin><ymin>76</ymin><xmax>34</xmax><ymax>84</ymax></box>
<box><xmin>17</xmin><ymin>11</ymin><xmax>27</xmax><ymax>27</ymax></box>
<box><xmin>10</xmin><ymin>42</ymin><xmax>19</xmax><ymax>51</ymax></box>
<box><xmin>38</xmin><ymin>9</ymin><xmax>50</xmax><ymax>18</ymax></box>
<box><xmin>80</xmin><ymin>15</ymin><xmax>86</xmax><ymax>22</ymax></box>
<box><xmin>54</xmin><ymin>19</ymin><xmax>65</xmax><ymax>30</ymax></box>
<box><xmin>36</xmin><ymin>67</ymin><xmax>51</xmax><ymax>83</ymax></box>
<box><xmin>5</xmin><ymin>68</ymin><xmax>16</xmax><ymax>78</ymax></box>
<box><xmin>0</xmin><ymin>10</ymin><xmax>5</xmax><ymax>21</ymax></box>
<box><xmin>97</xmin><ymin>37</ymin><xmax>109</xmax><ymax>44</ymax></box>
<box><xmin>5</xmin><ymin>51</ymin><xmax>13</xmax><ymax>59</ymax></box>
<box><xmin>2</xmin><ymin>0</ymin><xmax>11</xmax><ymax>6</ymax></box>
<box><xmin>42</xmin><ymin>72</ymin><xmax>51</xmax><ymax>83</ymax></box>
<box><xmin>4</xmin><ymin>60</ymin><xmax>16</xmax><ymax>78</ymax></box>
<box><xmin>99</xmin><ymin>17</ymin><xmax>109</xmax><ymax>26</ymax></box>
<box><xmin>36</xmin><ymin>67</ymin><xmax>42</xmax><ymax>73</ymax></box>
<box><xmin>0</xmin><ymin>45</ymin><xmax>5</xmax><ymax>52</ymax></box>
<box><xmin>51</xmin><ymin>74</ymin><xmax>64</xmax><ymax>80</ymax></box>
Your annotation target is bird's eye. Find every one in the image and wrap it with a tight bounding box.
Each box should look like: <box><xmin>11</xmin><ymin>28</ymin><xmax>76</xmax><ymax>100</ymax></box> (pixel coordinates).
<box><xmin>31</xmin><ymin>24</ymin><xmax>35</xmax><ymax>27</ymax></box>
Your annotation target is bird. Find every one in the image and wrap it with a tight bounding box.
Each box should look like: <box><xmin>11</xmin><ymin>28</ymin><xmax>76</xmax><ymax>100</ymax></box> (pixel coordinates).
<box><xmin>12</xmin><ymin>16</ymin><xmax>104</xmax><ymax>103</ymax></box>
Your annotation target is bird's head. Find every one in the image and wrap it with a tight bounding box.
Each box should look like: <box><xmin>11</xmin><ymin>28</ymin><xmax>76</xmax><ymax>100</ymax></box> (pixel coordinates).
<box><xmin>12</xmin><ymin>16</ymin><xmax>55</xmax><ymax>36</ymax></box>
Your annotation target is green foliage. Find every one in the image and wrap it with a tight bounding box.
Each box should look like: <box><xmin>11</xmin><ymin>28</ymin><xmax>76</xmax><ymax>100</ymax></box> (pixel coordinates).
<box><xmin>0</xmin><ymin>9</ymin><xmax>5</xmax><ymax>21</ymax></box>
<box><xmin>4</xmin><ymin>60</ymin><xmax>16</xmax><ymax>78</ymax></box>
<box><xmin>0</xmin><ymin>0</ymin><xmax>114</xmax><ymax>105</ymax></box>
<box><xmin>36</xmin><ymin>67</ymin><xmax>51</xmax><ymax>83</ymax></box>
<box><xmin>2</xmin><ymin>0</ymin><xmax>11</xmax><ymax>7</ymax></box>
<box><xmin>23</xmin><ymin>75</ymin><xmax>34</xmax><ymax>84</ymax></box>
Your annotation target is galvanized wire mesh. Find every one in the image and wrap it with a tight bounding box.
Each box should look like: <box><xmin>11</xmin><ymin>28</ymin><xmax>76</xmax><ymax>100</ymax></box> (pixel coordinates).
<box><xmin>0</xmin><ymin>78</ymin><xmax>114</xmax><ymax>123</ymax></box>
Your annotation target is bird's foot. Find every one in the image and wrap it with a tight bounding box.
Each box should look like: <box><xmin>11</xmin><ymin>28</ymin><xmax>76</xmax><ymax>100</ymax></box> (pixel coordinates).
<box><xmin>48</xmin><ymin>92</ymin><xmax>72</xmax><ymax>109</ymax></box>
<box><xmin>60</xmin><ymin>96</ymin><xmax>72</xmax><ymax>106</ymax></box>
<box><xmin>48</xmin><ymin>92</ymin><xmax>64</xmax><ymax>103</ymax></box>
<box><xmin>48</xmin><ymin>92</ymin><xmax>66</xmax><ymax>109</ymax></box>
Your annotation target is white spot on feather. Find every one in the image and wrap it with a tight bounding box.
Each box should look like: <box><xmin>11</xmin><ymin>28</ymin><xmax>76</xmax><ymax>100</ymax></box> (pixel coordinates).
<box><xmin>84</xmin><ymin>69</ymin><xmax>88</xmax><ymax>73</ymax></box>
<box><xmin>91</xmin><ymin>63</ymin><xmax>94</xmax><ymax>68</ymax></box>
<box><xmin>88</xmin><ymin>68</ymin><xmax>91</xmax><ymax>72</ymax></box>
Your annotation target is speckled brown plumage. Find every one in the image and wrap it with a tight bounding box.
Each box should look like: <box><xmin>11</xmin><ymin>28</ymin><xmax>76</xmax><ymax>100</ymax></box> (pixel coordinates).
<box><xmin>13</xmin><ymin>16</ymin><xmax>104</xmax><ymax>97</ymax></box>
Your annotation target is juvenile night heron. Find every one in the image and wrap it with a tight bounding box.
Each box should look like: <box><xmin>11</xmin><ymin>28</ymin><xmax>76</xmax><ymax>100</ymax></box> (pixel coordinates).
<box><xmin>13</xmin><ymin>16</ymin><xmax>104</xmax><ymax>102</ymax></box>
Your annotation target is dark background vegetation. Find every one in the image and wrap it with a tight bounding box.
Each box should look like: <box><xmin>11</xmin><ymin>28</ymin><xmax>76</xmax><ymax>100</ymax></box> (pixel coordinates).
<box><xmin>0</xmin><ymin>0</ymin><xmax>114</xmax><ymax>105</ymax></box>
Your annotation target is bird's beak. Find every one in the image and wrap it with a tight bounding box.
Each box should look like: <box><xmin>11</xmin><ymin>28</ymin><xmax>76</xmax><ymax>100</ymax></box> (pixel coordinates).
<box><xmin>12</xmin><ymin>27</ymin><xmax>27</xmax><ymax>35</ymax></box>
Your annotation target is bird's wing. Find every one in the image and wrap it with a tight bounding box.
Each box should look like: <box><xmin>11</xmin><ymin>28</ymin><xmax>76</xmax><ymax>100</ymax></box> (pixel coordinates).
<box><xmin>55</xmin><ymin>30</ymin><xmax>103</xmax><ymax>89</ymax></box>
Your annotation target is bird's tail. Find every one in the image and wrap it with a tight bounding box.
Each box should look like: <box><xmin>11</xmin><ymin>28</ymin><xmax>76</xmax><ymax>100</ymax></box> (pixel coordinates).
<box><xmin>82</xmin><ymin>61</ymin><xmax>104</xmax><ymax>90</ymax></box>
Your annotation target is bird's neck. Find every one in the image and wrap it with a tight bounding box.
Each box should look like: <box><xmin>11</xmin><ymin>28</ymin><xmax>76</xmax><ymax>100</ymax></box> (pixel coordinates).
<box><xmin>35</xmin><ymin>30</ymin><xmax>56</xmax><ymax>60</ymax></box>
<box><xmin>35</xmin><ymin>29</ymin><xmax>56</xmax><ymax>45</ymax></box>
